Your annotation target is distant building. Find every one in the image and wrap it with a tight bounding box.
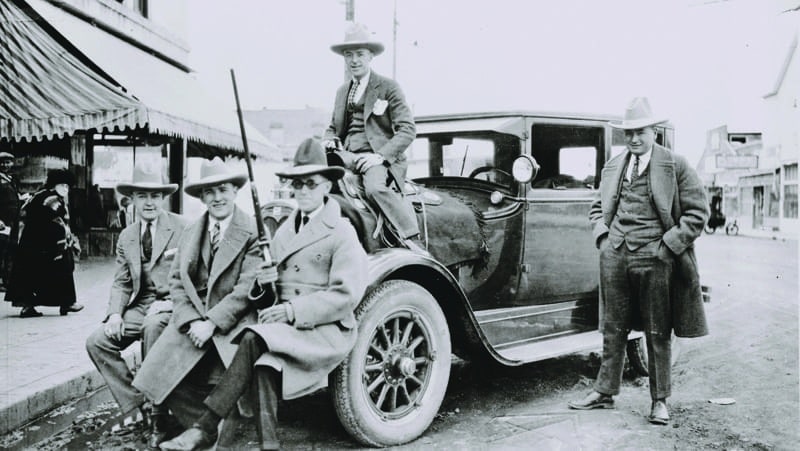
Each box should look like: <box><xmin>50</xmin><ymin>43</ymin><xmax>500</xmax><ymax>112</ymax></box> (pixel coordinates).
<box><xmin>762</xmin><ymin>31</ymin><xmax>799</xmax><ymax>235</ymax></box>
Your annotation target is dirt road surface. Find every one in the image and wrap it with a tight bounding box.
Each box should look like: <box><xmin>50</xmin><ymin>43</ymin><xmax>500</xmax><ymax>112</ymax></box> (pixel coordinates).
<box><xmin>6</xmin><ymin>233</ymin><xmax>798</xmax><ymax>450</ymax></box>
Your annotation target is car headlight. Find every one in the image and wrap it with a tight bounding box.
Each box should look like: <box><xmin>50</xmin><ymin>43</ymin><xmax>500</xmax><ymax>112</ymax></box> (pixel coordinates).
<box><xmin>511</xmin><ymin>155</ymin><xmax>540</xmax><ymax>184</ymax></box>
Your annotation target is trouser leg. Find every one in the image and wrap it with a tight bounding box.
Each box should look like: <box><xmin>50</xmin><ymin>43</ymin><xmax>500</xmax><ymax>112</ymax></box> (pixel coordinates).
<box><xmin>85</xmin><ymin>307</ymin><xmax>146</xmax><ymax>414</ymax></box>
<box><xmin>594</xmin><ymin>244</ymin><xmax>632</xmax><ymax>396</ymax></box>
<box><xmin>140</xmin><ymin>311</ymin><xmax>171</xmax><ymax>416</ymax></box>
<box><xmin>636</xmin><ymin>245</ymin><xmax>674</xmax><ymax>400</ymax></box>
<box><xmin>204</xmin><ymin>331</ymin><xmax>267</xmax><ymax>418</ymax></box>
<box><xmin>362</xmin><ymin>164</ymin><xmax>419</xmax><ymax>238</ymax></box>
<box><xmin>255</xmin><ymin>367</ymin><xmax>280</xmax><ymax>449</ymax></box>
<box><xmin>165</xmin><ymin>348</ymin><xmax>224</xmax><ymax>430</ymax></box>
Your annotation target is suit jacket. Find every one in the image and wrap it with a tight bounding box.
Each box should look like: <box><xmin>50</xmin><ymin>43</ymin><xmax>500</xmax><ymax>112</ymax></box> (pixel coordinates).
<box><xmin>324</xmin><ymin>71</ymin><xmax>416</xmax><ymax>183</ymax></box>
<box><xmin>589</xmin><ymin>145</ymin><xmax>710</xmax><ymax>337</ymax></box>
<box><xmin>242</xmin><ymin>198</ymin><xmax>368</xmax><ymax>399</ymax></box>
<box><xmin>105</xmin><ymin>211</ymin><xmax>188</xmax><ymax>319</ymax></box>
<box><xmin>132</xmin><ymin>206</ymin><xmax>261</xmax><ymax>403</ymax></box>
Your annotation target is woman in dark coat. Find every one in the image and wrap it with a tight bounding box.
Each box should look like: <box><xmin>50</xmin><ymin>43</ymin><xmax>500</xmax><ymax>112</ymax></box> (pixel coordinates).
<box><xmin>7</xmin><ymin>169</ymin><xmax>84</xmax><ymax>317</ymax></box>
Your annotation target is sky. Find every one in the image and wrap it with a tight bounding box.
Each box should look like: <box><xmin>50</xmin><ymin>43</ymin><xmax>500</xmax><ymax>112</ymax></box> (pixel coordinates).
<box><xmin>186</xmin><ymin>0</ymin><xmax>799</xmax><ymax>165</ymax></box>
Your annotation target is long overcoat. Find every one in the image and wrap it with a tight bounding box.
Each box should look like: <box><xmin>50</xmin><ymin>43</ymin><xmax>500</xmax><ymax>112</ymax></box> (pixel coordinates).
<box><xmin>6</xmin><ymin>189</ymin><xmax>76</xmax><ymax>307</ymax></box>
<box><xmin>106</xmin><ymin>210</ymin><xmax>189</xmax><ymax>319</ymax></box>
<box><xmin>324</xmin><ymin>71</ymin><xmax>416</xmax><ymax>183</ymax></box>
<box><xmin>242</xmin><ymin>198</ymin><xmax>368</xmax><ymax>400</ymax></box>
<box><xmin>132</xmin><ymin>207</ymin><xmax>260</xmax><ymax>403</ymax></box>
<box><xmin>589</xmin><ymin>145</ymin><xmax>710</xmax><ymax>338</ymax></box>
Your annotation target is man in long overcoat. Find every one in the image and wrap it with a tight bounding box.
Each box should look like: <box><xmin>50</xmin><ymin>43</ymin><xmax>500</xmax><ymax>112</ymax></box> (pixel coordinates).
<box><xmin>568</xmin><ymin>98</ymin><xmax>709</xmax><ymax>425</ymax></box>
<box><xmin>132</xmin><ymin>158</ymin><xmax>261</xmax><ymax>444</ymax></box>
<box><xmin>322</xmin><ymin>22</ymin><xmax>422</xmax><ymax>251</ymax></box>
<box><xmin>160</xmin><ymin>139</ymin><xmax>368</xmax><ymax>451</ymax></box>
<box><xmin>85</xmin><ymin>162</ymin><xmax>187</xmax><ymax>447</ymax></box>
<box><xmin>0</xmin><ymin>152</ymin><xmax>21</xmax><ymax>287</ymax></box>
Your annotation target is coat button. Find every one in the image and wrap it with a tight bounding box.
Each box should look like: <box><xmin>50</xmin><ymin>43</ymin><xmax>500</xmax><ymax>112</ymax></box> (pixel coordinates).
<box><xmin>294</xmin><ymin>288</ymin><xmax>300</xmax><ymax>295</ymax></box>
<box><xmin>294</xmin><ymin>265</ymin><xmax>300</xmax><ymax>272</ymax></box>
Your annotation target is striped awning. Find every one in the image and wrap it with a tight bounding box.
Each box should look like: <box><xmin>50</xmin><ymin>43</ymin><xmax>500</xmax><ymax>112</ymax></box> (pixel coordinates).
<box><xmin>1</xmin><ymin>0</ymin><xmax>278</xmax><ymax>159</ymax></box>
<box><xmin>0</xmin><ymin>0</ymin><xmax>147</xmax><ymax>142</ymax></box>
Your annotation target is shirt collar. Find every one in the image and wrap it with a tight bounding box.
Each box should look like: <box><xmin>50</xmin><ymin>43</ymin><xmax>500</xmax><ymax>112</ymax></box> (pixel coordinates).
<box><xmin>301</xmin><ymin>203</ymin><xmax>325</xmax><ymax>222</ymax></box>
<box><xmin>628</xmin><ymin>147</ymin><xmax>653</xmax><ymax>178</ymax></box>
<box><xmin>352</xmin><ymin>70</ymin><xmax>370</xmax><ymax>87</ymax></box>
<box><xmin>140</xmin><ymin>216</ymin><xmax>158</xmax><ymax>236</ymax></box>
<box><xmin>208</xmin><ymin>214</ymin><xmax>233</xmax><ymax>237</ymax></box>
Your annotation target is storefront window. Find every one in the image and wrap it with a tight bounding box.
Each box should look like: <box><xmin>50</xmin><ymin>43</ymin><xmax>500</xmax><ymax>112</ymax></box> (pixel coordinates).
<box><xmin>784</xmin><ymin>185</ymin><xmax>798</xmax><ymax>219</ymax></box>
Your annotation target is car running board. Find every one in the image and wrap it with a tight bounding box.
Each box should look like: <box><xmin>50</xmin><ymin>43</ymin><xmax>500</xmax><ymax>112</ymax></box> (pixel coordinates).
<box><xmin>492</xmin><ymin>330</ymin><xmax>643</xmax><ymax>365</ymax></box>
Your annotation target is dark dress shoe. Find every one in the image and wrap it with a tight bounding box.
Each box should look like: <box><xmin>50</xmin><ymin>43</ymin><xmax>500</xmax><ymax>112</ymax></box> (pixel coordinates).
<box><xmin>568</xmin><ymin>391</ymin><xmax>615</xmax><ymax>410</ymax></box>
<box><xmin>20</xmin><ymin>307</ymin><xmax>43</xmax><ymax>318</ymax></box>
<box><xmin>60</xmin><ymin>303</ymin><xmax>84</xmax><ymax>316</ymax></box>
<box><xmin>159</xmin><ymin>427</ymin><xmax>216</xmax><ymax>450</ymax></box>
<box><xmin>648</xmin><ymin>399</ymin><xmax>670</xmax><ymax>425</ymax></box>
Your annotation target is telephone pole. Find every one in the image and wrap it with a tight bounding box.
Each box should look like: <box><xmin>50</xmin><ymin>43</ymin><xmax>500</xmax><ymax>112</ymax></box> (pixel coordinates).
<box><xmin>343</xmin><ymin>0</ymin><xmax>355</xmax><ymax>82</ymax></box>
<box><xmin>392</xmin><ymin>0</ymin><xmax>397</xmax><ymax>79</ymax></box>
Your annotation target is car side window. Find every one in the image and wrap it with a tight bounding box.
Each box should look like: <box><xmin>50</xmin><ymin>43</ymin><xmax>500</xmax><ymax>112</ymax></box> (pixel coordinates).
<box><xmin>531</xmin><ymin>124</ymin><xmax>604</xmax><ymax>189</ymax></box>
<box><xmin>408</xmin><ymin>134</ymin><xmax>517</xmax><ymax>186</ymax></box>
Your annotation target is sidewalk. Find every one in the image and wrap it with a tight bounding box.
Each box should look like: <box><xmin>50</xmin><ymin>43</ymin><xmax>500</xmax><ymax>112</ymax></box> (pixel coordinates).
<box><xmin>0</xmin><ymin>257</ymin><xmax>117</xmax><ymax>436</ymax></box>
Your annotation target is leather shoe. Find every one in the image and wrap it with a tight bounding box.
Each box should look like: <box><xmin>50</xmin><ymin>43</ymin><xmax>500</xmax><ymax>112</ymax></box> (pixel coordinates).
<box><xmin>20</xmin><ymin>307</ymin><xmax>43</xmax><ymax>318</ymax></box>
<box><xmin>158</xmin><ymin>427</ymin><xmax>216</xmax><ymax>450</ymax></box>
<box><xmin>60</xmin><ymin>303</ymin><xmax>84</xmax><ymax>316</ymax></box>
<box><xmin>648</xmin><ymin>399</ymin><xmax>670</xmax><ymax>425</ymax></box>
<box><xmin>147</xmin><ymin>415</ymin><xmax>180</xmax><ymax>449</ymax></box>
<box><xmin>568</xmin><ymin>391</ymin><xmax>615</xmax><ymax>410</ymax></box>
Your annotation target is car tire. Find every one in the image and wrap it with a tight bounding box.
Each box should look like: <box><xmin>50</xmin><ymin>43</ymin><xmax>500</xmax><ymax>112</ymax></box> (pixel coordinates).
<box><xmin>331</xmin><ymin>280</ymin><xmax>451</xmax><ymax>447</ymax></box>
<box><xmin>625</xmin><ymin>333</ymin><xmax>682</xmax><ymax>377</ymax></box>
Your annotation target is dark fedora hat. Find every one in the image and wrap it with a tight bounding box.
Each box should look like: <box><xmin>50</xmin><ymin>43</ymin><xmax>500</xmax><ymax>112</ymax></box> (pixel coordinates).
<box><xmin>276</xmin><ymin>138</ymin><xmax>345</xmax><ymax>181</ymax></box>
<box><xmin>184</xmin><ymin>157</ymin><xmax>248</xmax><ymax>198</ymax></box>
<box><xmin>44</xmin><ymin>169</ymin><xmax>76</xmax><ymax>188</ymax></box>
<box><xmin>116</xmin><ymin>161</ymin><xmax>178</xmax><ymax>197</ymax></box>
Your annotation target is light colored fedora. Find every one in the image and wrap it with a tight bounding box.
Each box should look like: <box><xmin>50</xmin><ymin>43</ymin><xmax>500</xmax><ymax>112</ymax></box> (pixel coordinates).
<box><xmin>0</xmin><ymin>152</ymin><xmax>15</xmax><ymax>160</ymax></box>
<box><xmin>116</xmin><ymin>162</ymin><xmax>178</xmax><ymax>197</ymax></box>
<box><xmin>184</xmin><ymin>157</ymin><xmax>248</xmax><ymax>198</ymax></box>
<box><xmin>609</xmin><ymin>97</ymin><xmax>668</xmax><ymax>130</ymax></box>
<box><xmin>276</xmin><ymin>138</ymin><xmax>345</xmax><ymax>181</ymax></box>
<box><xmin>330</xmin><ymin>22</ymin><xmax>384</xmax><ymax>56</ymax></box>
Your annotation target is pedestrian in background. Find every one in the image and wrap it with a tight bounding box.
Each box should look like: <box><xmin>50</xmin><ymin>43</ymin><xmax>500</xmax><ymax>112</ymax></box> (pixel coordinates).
<box><xmin>322</xmin><ymin>22</ymin><xmax>423</xmax><ymax>252</ymax></box>
<box><xmin>7</xmin><ymin>168</ymin><xmax>84</xmax><ymax>317</ymax></box>
<box><xmin>568</xmin><ymin>98</ymin><xmax>709</xmax><ymax>425</ymax></box>
<box><xmin>85</xmin><ymin>162</ymin><xmax>188</xmax><ymax>448</ymax></box>
<box><xmin>0</xmin><ymin>152</ymin><xmax>22</xmax><ymax>289</ymax></box>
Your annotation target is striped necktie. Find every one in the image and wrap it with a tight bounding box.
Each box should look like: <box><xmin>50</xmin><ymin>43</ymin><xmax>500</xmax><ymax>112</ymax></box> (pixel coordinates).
<box><xmin>631</xmin><ymin>156</ymin><xmax>640</xmax><ymax>181</ymax></box>
<box><xmin>210</xmin><ymin>222</ymin><xmax>220</xmax><ymax>256</ymax></box>
<box><xmin>347</xmin><ymin>79</ymin><xmax>360</xmax><ymax>108</ymax></box>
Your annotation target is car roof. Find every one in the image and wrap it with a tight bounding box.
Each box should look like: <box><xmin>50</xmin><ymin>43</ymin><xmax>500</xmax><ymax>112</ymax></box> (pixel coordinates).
<box><xmin>414</xmin><ymin>110</ymin><xmax>622</xmax><ymax>123</ymax></box>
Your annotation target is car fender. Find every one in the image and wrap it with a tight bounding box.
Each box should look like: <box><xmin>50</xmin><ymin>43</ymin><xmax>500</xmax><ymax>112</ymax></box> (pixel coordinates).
<box><xmin>363</xmin><ymin>248</ymin><xmax>505</xmax><ymax>362</ymax></box>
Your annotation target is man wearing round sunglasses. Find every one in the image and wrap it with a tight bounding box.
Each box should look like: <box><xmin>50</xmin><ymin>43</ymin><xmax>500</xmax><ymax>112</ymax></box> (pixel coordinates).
<box><xmin>159</xmin><ymin>139</ymin><xmax>368</xmax><ymax>451</ymax></box>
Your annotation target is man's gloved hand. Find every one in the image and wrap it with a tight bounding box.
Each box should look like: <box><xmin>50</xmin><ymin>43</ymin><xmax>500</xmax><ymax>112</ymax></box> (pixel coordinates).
<box><xmin>355</xmin><ymin>153</ymin><xmax>385</xmax><ymax>173</ymax></box>
<box><xmin>256</xmin><ymin>262</ymin><xmax>278</xmax><ymax>287</ymax></box>
<box><xmin>105</xmin><ymin>313</ymin><xmax>124</xmax><ymax>341</ymax></box>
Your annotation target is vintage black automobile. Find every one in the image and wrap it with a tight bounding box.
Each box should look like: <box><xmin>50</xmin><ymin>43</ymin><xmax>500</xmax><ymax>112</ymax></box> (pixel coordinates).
<box><xmin>262</xmin><ymin>111</ymin><xmax>677</xmax><ymax>447</ymax></box>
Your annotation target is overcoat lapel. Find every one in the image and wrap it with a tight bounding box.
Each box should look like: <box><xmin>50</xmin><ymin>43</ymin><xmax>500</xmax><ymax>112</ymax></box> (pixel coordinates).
<box><xmin>123</xmin><ymin>227</ymin><xmax>142</xmax><ymax>301</ymax></box>
<box><xmin>273</xmin><ymin>201</ymin><xmax>337</xmax><ymax>265</ymax></box>
<box><xmin>207</xmin><ymin>208</ymin><xmax>251</xmax><ymax>293</ymax></box>
<box><xmin>601</xmin><ymin>154</ymin><xmax>627</xmax><ymax>226</ymax></box>
<box><xmin>647</xmin><ymin>146</ymin><xmax>677</xmax><ymax>230</ymax></box>
<box><xmin>179</xmin><ymin>216</ymin><xmax>206</xmax><ymax>313</ymax></box>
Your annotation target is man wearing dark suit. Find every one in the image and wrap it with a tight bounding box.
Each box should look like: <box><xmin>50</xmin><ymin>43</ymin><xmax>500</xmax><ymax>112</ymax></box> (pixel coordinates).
<box><xmin>131</xmin><ymin>158</ymin><xmax>261</xmax><ymax>447</ymax></box>
<box><xmin>568</xmin><ymin>98</ymin><xmax>709</xmax><ymax>425</ymax></box>
<box><xmin>323</xmin><ymin>23</ymin><xmax>423</xmax><ymax>252</ymax></box>
<box><xmin>159</xmin><ymin>139</ymin><xmax>368</xmax><ymax>451</ymax></box>
<box><xmin>85</xmin><ymin>162</ymin><xmax>188</xmax><ymax>447</ymax></box>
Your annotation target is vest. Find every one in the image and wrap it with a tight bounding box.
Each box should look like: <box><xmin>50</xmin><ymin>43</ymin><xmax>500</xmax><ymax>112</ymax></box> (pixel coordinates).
<box><xmin>608</xmin><ymin>164</ymin><xmax>664</xmax><ymax>251</ymax></box>
<box><xmin>344</xmin><ymin>94</ymin><xmax>371</xmax><ymax>152</ymax></box>
<box><xmin>137</xmin><ymin>264</ymin><xmax>158</xmax><ymax>303</ymax></box>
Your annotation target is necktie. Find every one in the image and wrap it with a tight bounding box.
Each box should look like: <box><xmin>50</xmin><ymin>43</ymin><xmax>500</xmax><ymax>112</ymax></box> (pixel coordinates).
<box><xmin>142</xmin><ymin>221</ymin><xmax>152</xmax><ymax>262</ymax></box>
<box><xmin>210</xmin><ymin>222</ymin><xmax>220</xmax><ymax>256</ymax></box>
<box><xmin>347</xmin><ymin>79</ymin><xmax>360</xmax><ymax>107</ymax></box>
<box><xmin>295</xmin><ymin>214</ymin><xmax>309</xmax><ymax>233</ymax></box>
<box><xmin>631</xmin><ymin>156</ymin><xmax>640</xmax><ymax>181</ymax></box>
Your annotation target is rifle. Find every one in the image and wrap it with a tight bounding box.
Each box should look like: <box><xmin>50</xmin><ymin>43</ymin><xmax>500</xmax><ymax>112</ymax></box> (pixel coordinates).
<box><xmin>230</xmin><ymin>69</ymin><xmax>277</xmax><ymax>302</ymax></box>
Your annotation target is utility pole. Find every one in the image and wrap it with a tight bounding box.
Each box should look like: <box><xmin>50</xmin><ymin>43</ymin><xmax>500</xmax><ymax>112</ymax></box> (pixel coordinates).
<box><xmin>392</xmin><ymin>0</ymin><xmax>397</xmax><ymax>79</ymax></box>
<box><xmin>343</xmin><ymin>0</ymin><xmax>355</xmax><ymax>82</ymax></box>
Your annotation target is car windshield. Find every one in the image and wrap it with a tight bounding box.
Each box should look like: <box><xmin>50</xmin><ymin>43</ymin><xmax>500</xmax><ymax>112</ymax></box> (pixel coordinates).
<box><xmin>407</xmin><ymin>132</ymin><xmax>520</xmax><ymax>186</ymax></box>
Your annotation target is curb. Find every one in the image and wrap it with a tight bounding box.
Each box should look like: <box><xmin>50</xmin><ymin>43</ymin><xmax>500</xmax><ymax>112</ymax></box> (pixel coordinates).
<box><xmin>0</xmin><ymin>368</ymin><xmax>105</xmax><ymax>435</ymax></box>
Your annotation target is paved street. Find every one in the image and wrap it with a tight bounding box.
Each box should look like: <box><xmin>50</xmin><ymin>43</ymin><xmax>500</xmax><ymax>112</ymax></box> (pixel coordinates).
<box><xmin>1</xmin><ymin>233</ymin><xmax>797</xmax><ymax>450</ymax></box>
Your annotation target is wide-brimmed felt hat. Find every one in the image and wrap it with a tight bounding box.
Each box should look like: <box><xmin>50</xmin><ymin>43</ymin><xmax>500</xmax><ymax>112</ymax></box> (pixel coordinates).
<box><xmin>184</xmin><ymin>157</ymin><xmax>248</xmax><ymax>198</ymax></box>
<box><xmin>276</xmin><ymin>138</ymin><xmax>345</xmax><ymax>181</ymax></box>
<box><xmin>0</xmin><ymin>152</ymin><xmax>15</xmax><ymax>160</ymax></box>
<box><xmin>330</xmin><ymin>22</ymin><xmax>384</xmax><ymax>56</ymax></box>
<box><xmin>44</xmin><ymin>169</ymin><xmax>75</xmax><ymax>188</ymax></box>
<box><xmin>116</xmin><ymin>162</ymin><xmax>178</xmax><ymax>197</ymax></box>
<box><xmin>609</xmin><ymin>97</ymin><xmax>668</xmax><ymax>130</ymax></box>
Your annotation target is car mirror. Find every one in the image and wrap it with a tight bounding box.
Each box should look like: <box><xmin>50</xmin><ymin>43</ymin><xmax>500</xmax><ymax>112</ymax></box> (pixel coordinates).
<box><xmin>511</xmin><ymin>155</ymin><xmax>540</xmax><ymax>184</ymax></box>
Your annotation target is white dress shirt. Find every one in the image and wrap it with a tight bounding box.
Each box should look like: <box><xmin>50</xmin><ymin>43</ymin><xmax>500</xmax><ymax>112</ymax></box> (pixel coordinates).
<box><xmin>627</xmin><ymin>148</ymin><xmax>653</xmax><ymax>181</ymax></box>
